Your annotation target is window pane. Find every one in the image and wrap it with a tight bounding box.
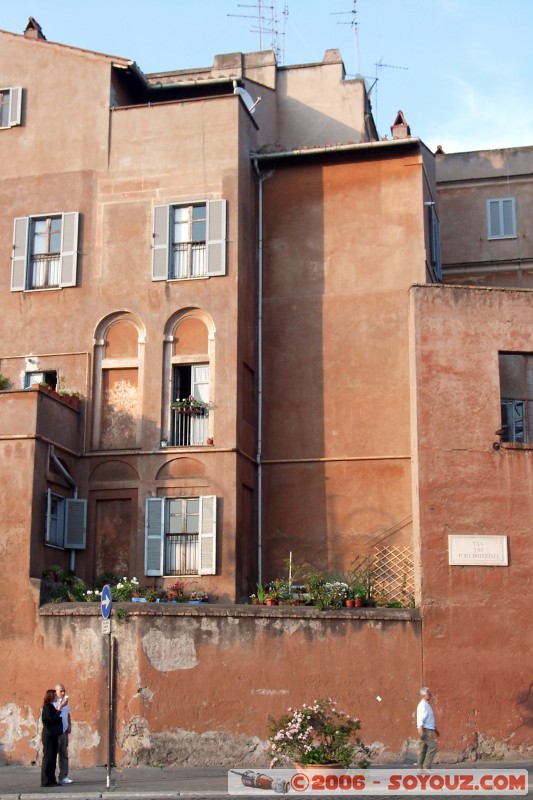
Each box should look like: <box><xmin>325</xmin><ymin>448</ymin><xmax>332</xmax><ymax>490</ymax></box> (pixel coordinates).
<box><xmin>499</xmin><ymin>353</ymin><xmax>524</xmax><ymax>398</ymax></box>
<box><xmin>173</xmin><ymin>207</ymin><xmax>189</xmax><ymax>243</ymax></box>
<box><xmin>192</xmin><ymin>205</ymin><xmax>206</xmax><ymax>242</ymax></box>
<box><xmin>167</xmin><ymin>499</ymin><xmax>184</xmax><ymax>533</ymax></box>
<box><xmin>32</xmin><ymin>220</ymin><xmax>48</xmax><ymax>254</ymax></box>
<box><xmin>187</xmin><ymin>498</ymin><xmax>199</xmax><ymax>514</ymax></box>
<box><xmin>185</xmin><ymin>514</ymin><xmax>199</xmax><ymax>534</ymax></box>
<box><xmin>49</xmin><ymin>218</ymin><xmax>62</xmax><ymax>253</ymax></box>
<box><xmin>0</xmin><ymin>91</ymin><xmax>9</xmax><ymax>127</ymax></box>
<box><xmin>192</xmin><ymin>205</ymin><xmax>206</xmax><ymax>221</ymax></box>
<box><xmin>489</xmin><ymin>202</ymin><xmax>500</xmax><ymax>237</ymax></box>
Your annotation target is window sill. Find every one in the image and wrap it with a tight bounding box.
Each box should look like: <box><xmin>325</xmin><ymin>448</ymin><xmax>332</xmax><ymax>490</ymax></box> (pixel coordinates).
<box><xmin>499</xmin><ymin>442</ymin><xmax>533</xmax><ymax>451</ymax></box>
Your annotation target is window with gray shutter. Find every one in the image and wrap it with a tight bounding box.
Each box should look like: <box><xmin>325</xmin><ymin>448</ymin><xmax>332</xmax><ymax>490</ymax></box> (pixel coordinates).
<box><xmin>152</xmin><ymin>200</ymin><xmax>227</xmax><ymax>280</ymax></box>
<box><xmin>0</xmin><ymin>87</ymin><xmax>22</xmax><ymax>128</ymax></box>
<box><xmin>45</xmin><ymin>491</ymin><xmax>87</xmax><ymax>549</ymax></box>
<box><xmin>144</xmin><ymin>495</ymin><xmax>217</xmax><ymax>576</ymax></box>
<box><xmin>487</xmin><ymin>198</ymin><xmax>516</xmax><ymax>239</ymax></box>
<box><xmin>10</xmin><ymin>212</ymin><xmax>80</xmax><ymax>291</ymax></box>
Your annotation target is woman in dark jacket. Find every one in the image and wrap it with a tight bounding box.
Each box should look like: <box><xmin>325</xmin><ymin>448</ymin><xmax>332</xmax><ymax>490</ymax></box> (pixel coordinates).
<box><xmin>41</xmin><ymin>689</ymin><xmax>64</xmax><ymax>786</ymax></box>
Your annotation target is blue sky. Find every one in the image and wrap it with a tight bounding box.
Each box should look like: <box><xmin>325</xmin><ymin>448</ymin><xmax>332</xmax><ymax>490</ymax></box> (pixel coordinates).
<box><xmin>1</xmin><ymin>0</ymin><xmax>532</xmax><ymax>153</ymax></box>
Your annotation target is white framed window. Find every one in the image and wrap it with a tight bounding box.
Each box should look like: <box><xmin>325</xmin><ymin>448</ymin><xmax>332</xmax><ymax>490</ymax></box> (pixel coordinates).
<box><xmin>499</xmin><ymin>352</ymin><xmax>533</xmax><ymax>443</ymax></box>
<box><xmin>487</xmin><ymin>198</ymin><xmax>516</xmax><ymax>239</ymax></box>
<box><xmin>171</xmin><ymin>364</ymin><xmax>210</xmax><ymax>446</ymax></box>
<box><xmin>11</xmin><ymin>212</ymin><xmax>80</xmax><ymax>291</ymax></box>
<box><xmin>24</xmin><ymin>371</ymin><xmax>57</xmax><ymax>389</ymax></box>
<box><xmin>0</xmin><ymin>87</ymin><xmax>22</xmax><ymax>128</ymax></box>
<box><xmin>152</xmin><ymin>200</ymin><xmax>226</xmax><ymax>280</ymax></box>
<box><xmin>45</xmin><ymin>490</ymin><xmax>87</xmax><ymax>549</ymax></box>
<box><xmin>145</xmin><ymin>495</ymin><xmax>216</xmax><ymax>576</ymax></box>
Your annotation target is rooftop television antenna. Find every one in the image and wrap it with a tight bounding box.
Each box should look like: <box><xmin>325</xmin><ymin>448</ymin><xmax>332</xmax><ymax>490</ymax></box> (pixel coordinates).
<box><xmin>331</xmin><ymin>0</ymin><xmax>360</xmax><ymax>74</ymax></box>
<box><xmin>229</xmin><ymin>1</ymin><xmax>288</xmax><ymax>63</ymax></box>
<box><xmin>367</xmin><ymin>57</ymin><xmax>408</xmax><ymax>130</ymax></box>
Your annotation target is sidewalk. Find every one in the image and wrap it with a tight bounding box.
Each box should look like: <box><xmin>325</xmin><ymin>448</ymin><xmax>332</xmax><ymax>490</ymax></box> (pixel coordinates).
<box><xmin>0</xmin><ymin>765</ymin><xmax>228</xmax><ymax>800</ymax></box>
<box><xmin>0</xmin><ymin>762</ymin><xmax>531</xmax><ymax>800</ymax></box>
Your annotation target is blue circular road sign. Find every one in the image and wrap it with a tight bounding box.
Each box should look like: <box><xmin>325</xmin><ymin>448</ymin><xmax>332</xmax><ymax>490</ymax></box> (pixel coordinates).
<box><xmin>101</xmin><ymin>584</ymin><xmax>112</xmax><ymax>619</ymax></box>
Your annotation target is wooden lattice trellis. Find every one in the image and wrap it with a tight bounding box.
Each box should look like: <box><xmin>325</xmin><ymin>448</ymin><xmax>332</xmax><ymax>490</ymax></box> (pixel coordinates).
<box><xmin>373</xmin><ymin>545</ymin><xmax>414</xmax><ymax>603</ymax></box>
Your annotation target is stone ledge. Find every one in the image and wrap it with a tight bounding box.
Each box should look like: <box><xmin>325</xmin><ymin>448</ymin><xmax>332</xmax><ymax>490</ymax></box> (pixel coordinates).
<box><xmin>39</xmin><ymin>602</ymin><xmax>420</xmax><ymax>621</ymax></box>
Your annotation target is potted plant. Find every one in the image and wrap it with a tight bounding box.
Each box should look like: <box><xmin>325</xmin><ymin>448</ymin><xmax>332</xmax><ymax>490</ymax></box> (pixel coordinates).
<box><xmin>166</xmin><ymin>580</ymin><xmax>186</xmax><ymax>601</ymax></box>
<box><xmin>111</xmin><ymin>576</ymin><xmax>142</xmax><ymax>601</ymax></box>
<box><xmin>268</xmin><ymin>699</ymin><xmax>370</xmax><ymax>769</ymax></box>
<box><xmin>42</xmin><ymin>565</ymin><xmax>66</xmax><ymax>583</ymax></box>
<box><xmin>0</xmin><ymin>373</ymin><xmax>10</xmax><ymax>390</ymax></box>
<box><xmin>171</xmin><ymin>395</ymin><xmax>212</xmax><ymax>415</ymax></box>
<box><xmin>305</xmin><ymin>569</ymin><xmax>347</xmax><ymax>610</ymax></box>
<box><xmin>188</xmin><ymin>589</ymin><xmax>209</xmax><ymax>604</ymax></box>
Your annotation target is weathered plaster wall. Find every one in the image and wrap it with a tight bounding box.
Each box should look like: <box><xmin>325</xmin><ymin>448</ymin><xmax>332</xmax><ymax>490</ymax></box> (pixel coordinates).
<box><xmin>261</xmin><ymin>150</ymin><xmax>426</xmax><ymax>577</ymax></box>
<box><xmin>0</xmin><ymin>603</ymin><xmax>421</xmax><ymax>767</ymax></box>
<box><xmin>411</xmin><ymin>284</ymin><xmax>533</xmax><ymax>758</ymax></box>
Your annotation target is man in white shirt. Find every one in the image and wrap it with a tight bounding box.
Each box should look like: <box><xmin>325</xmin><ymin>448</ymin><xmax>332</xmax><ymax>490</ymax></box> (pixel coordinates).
<box><xmin>416</xmin><ymin>687</ymin><xmax>440</xmax><ymax>770</ymax></box>
<box><xmin>54</xmin><ymin>684</ymin><xmax>73</xmax><ymax>785</ymax></box>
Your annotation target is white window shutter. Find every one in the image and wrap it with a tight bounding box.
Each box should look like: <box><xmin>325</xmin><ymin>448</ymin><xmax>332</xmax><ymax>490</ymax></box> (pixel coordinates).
<box><xmin>9</xmin><ymin>87</ymin><xmax>22</xmax><ymax>127</ymax></box>
<box><xmin>198</xmin><ymin>495</ymin><xmax>216</xmax><ymax>575</ymax></box>
<box><xmin>488</xmin><ymin>200</ymin><xmax>500</xmax><ymax>238</ymax></box>
<box><xmin>145</xmin><ymin>497</ymin><xmax>164</xmax><ymax>576</ymax></box>
<box><xmin>152</xmin><ymin>205</ymin><xmax>169</xmax><ymax>280</ymax></box>
<box><xmin>11</xmin><ymin>216</ymin><xmax>28</xmax><ymax>291</ymax></box>
<box><xmin>64</xmin><ymin>499</ymin><xmax>87</xmax><ymax>549</ymax></box>
<box><xmin>59</xmin><ymin>212</ymin><xmax>79</xmax><ymax>287</ymax></box>
<box><xmin>501</xmin><ymin>198</ymin><xmax>514</xmax><ymax>237</ymax></box>
<box><xmin>206</xmin><ymin>200</ymin><xmax>227</xmax><ymax>276</ymax></box>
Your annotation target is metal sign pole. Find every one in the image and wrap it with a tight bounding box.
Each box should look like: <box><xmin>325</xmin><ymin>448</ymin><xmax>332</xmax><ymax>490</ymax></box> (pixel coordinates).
<box><xmin>107</xmin><ymin>629</ymin><xmax>112</xmax><ymax>789</ymax></box>
<box><xmin>100</xmin><ymin>585</ymin><xmax>113</xmax><ymax>790</ymax></box>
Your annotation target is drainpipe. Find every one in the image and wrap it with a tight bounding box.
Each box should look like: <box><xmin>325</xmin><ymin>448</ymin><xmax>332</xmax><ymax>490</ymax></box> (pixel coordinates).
<box><xmin>49</xmin><ymin>445</ymin><xmax>78</xmax><ymax>573</ymax></box>
<box><xmin>252</xmin><ymin>158</ymin><xmax>273</xmax><ymax>585</ymax></box>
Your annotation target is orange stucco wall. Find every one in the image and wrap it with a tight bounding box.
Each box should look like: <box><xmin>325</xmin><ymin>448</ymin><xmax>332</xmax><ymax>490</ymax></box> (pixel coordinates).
<box><xmin>261</xmin><ymin>151</ymin><xmax>427</xmax><ymax>577</ymax></box>
<box><xmin>0</xmin><ymin>602</ymin><xmax>421</xmax><ymax>767</ymax></box>
<box><xmin>411</xmin><ymin>284</ymin><xmax>533</xmax><ymax>757</ymax></box>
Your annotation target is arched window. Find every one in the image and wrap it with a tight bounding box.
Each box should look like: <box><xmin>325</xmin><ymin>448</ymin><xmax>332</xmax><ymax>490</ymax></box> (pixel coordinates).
<box><xmin>93</xmin><ymin>314</ymin><xmax>145</xmax><ymax>450</ymax></box>
<box><xmin>162</xmin><ymin>310</ymin><xmax>215</xmax><ymax>447</ymax></box>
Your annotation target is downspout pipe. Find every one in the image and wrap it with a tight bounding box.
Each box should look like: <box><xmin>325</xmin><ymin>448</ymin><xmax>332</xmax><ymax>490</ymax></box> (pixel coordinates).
<box><xmin>252</xmin><ymin>158</ymin><xmax>273</xmax><ymax>586</ymax></box>
<box><xmin>49</xmin><ymin>445</ymin><xmax>78</xmax><ymax>572</ymax></box>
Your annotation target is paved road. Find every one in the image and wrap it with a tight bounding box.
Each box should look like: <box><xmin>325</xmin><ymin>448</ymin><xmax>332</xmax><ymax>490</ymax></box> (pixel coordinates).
<box><xmin>0</xmin><ymin>762</ymin><xmax>530</xmax><ymax>800</ymax></box>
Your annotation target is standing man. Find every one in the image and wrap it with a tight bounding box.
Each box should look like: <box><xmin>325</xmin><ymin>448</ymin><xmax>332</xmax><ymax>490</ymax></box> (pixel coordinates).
<box><xmin>54</xmin><ymin>684</ymin><xmax>73</xmax><ymax>785</ymax></box>
<box><xmin>416</xmin><ymin>687</ymin><xmax>440</xmax><ymax>770</ymax></box>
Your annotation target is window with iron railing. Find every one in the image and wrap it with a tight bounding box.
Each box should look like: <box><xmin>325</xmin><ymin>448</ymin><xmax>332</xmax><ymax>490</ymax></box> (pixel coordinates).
<box><xmin>170</xmin><ymin>363</ymin><xmax>210</xmax><ymax>446</ymax></box>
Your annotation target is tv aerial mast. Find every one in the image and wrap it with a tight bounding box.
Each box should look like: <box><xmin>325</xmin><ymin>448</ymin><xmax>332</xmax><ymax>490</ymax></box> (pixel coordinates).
<box><xmin>228</xmin><ymin>1</ymin><xmax>289</xmax><ymax>64</ymax></box>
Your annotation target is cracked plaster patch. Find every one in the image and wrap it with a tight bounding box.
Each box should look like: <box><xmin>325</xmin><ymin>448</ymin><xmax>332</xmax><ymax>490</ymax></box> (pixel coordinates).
<box><xmin>142</xmin><ymin>628</ymin><xmax>198</xmax><ymax>671</ymax></box>
<box><xmin>0</xmin><ymin>704</ymin><xmax>37</xmax><ymax>752</ymax></box>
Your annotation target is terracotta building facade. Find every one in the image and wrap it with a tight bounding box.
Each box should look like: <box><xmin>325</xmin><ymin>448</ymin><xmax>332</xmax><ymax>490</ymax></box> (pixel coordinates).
<box><xmin>1</xmin><ymin>19</ymin><xmax>532</xmax><ymax>766</ymax></box>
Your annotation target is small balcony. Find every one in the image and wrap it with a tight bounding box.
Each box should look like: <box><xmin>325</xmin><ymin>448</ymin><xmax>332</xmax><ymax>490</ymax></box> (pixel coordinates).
<box><xmin>171</xmin><ymin>407</ymin><xmax>209</xmax><ymax>447</ymax></box>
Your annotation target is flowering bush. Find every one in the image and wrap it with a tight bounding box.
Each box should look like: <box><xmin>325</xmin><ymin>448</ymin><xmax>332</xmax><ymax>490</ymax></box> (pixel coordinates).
<box><xmin>189</xmin><ymin>589</ymin><xmax>209</xmax><ymax>601</ymax></box>
<box><xmin>268</xmin><ymin>699</ymin><xmax>369</xmax><ymax>768</ymax></box>
<box><xmin>112</xmin><ymin>577</ymin><xmax>141</xmax><ymax>601</ymax></box>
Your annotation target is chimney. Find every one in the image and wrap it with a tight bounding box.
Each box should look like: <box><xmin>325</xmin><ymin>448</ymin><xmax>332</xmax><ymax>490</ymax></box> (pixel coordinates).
<box><xmin>24</xmin><ymin>17</ymin><xmax>47</xmax><ymax>41</ymax></box>
<box><xmin>391</xmin><ymin>110</ymin><xmax>411</xmax><ymax>140</ymax></box>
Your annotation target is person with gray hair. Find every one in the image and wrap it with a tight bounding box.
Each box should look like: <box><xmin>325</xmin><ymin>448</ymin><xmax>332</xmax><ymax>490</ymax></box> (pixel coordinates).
<box><xmin>54</xmin><ymin>684</ymin><xmax>73</xmax><ymax>785</ymax></box>
<box><xmin>416</xmin><ymin>687</ymin><xmax>440</xmax><ymax>770</ymax></box>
